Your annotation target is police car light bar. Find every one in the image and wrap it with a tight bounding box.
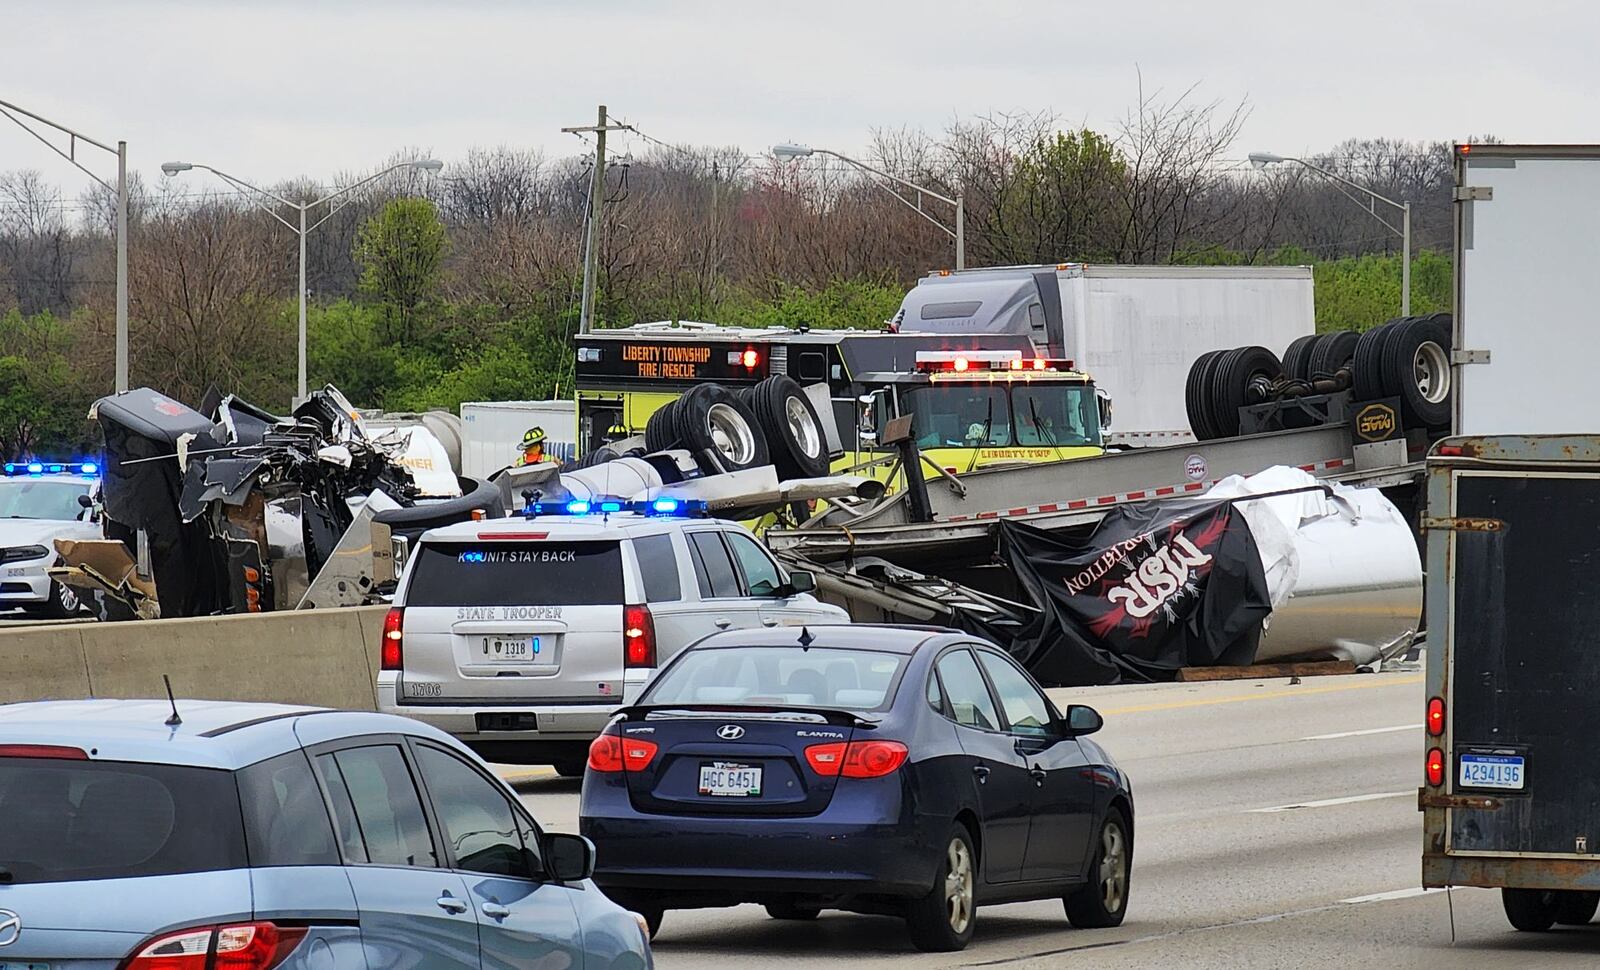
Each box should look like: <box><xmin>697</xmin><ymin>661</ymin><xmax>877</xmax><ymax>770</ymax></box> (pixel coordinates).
<box><xmin>3</xmin><ymin>460</ymin><xmax>99</xmax><ymax>477</ymax></box>
<box><xmin>525</xmin><ymin>497</ymin><xmax>709</xmax><ymax>519</ymax></box>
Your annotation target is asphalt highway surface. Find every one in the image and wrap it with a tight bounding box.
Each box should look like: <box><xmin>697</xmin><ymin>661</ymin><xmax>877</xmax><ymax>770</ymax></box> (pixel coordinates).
<box><xmin>507</xmin><ymin>671</ymin><xmax>1600</xmax><ymax>969</ymax></box>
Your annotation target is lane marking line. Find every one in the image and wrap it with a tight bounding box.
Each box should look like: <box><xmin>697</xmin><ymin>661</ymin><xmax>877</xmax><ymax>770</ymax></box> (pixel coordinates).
<box><xmin>1098</xmin><ymin>674</ymin><xmax>1423</xmax><ymax>716</ymax></box>
<box><xmin>1300</xmin><ymin>724</ymin><xmax>1421</xmax><ymax>741</ymax></box>
<box><xmin>1248</xmin><ymin>790</ymin><xmax>1412</xmax><ymax>813</ymax></box>
<box><xmin>1340</xmin><ymin>887</ymin><xmax>1445</xmax><ymax>904</ymax></box>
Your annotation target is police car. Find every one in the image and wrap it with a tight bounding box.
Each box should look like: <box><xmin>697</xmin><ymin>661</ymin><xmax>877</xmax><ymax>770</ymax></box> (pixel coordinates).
<box><xmin>0</xmin><ymin>461</ymin><xmax>101</xmax><ymax>618</ymax></box>
<box><xmin>378</xmin><ymin>498</ymin><xmax>849</xmax><ymax>774</ymax></box>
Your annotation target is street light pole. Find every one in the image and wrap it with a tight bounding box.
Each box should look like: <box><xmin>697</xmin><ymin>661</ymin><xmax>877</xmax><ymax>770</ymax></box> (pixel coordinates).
<box><xmin>0</xmin><ymin>98</ymin><xmax>131</xmax><ymax>390</ymax></box>
<box><xmin>1249</xmin><ymin>151</ymin><xmax>1412</xmax><ymax>316</ymax></box>
<box><xmin>772</xmin><ymin>143</ymin><xmax>965</xmax><ymax>270</ymax></box>
<box><xmin>163</xmin><ymin>157</ymin><xmax>442</xmax><ymax>404</ymax></box>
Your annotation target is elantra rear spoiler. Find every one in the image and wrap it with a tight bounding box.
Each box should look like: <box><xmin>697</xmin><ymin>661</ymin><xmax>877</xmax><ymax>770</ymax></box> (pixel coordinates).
<box><xmin>612</xmin><ymin>704</ymin><xmax>882</xmax><ymax>729</ymax></box>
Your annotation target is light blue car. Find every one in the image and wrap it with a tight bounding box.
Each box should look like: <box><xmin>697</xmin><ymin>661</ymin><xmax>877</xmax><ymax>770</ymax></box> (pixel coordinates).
<box><xmin>0</xmin><ymin>699</ymin><xmax>652</xmax><ymax>969</ymax></box>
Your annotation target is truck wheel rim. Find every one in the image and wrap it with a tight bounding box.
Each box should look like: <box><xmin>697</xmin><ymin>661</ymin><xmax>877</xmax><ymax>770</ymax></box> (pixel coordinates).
<box><xmin>707</xmin><ymin>403</ymin><xmax>757</xmax><ymax>465</ymax></box>
<box><xmin>945</xmin><ymin>838</ymin><xmax>974</xmax><ymax>933</ymax></box>
<box><xmin>1100</xmin><ymin>822</ymin><xmax>1127</xmax><ymax>912</ymax></box>
<box><xmin>785</xmin><ymin>396</ymin><xmax>822</xmax><ymax>459</ymax></box>
<box><xmin>1414</xmin><ymin>341</ymin><xmax>1451</xmax><ymax>404</ymax></box>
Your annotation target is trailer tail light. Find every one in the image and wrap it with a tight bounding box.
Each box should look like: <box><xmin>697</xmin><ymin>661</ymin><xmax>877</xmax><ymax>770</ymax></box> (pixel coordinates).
<box><xmin>1426</xmin><ymin>747</ymin><xmax>1445</xmax><ymax>787</ymax></box>
<box><xmin>624</xmin><ymin>604</ymin><xmax>656</xmax><ymax>668</ymax></box>
<box><xmin>123</xmin><ymin>920</ymin><xmax>306</xmax><ymax>970</ymax></box>
<box><xmin>742</xmin><ymin>349</ymin><xmax>760</xmax><ymax>369</ymax></box>
<box><xmin>381</xmin><ymin>607</ymin><xmax>404</xmax><ymax>671</ymax></box>
<box><xmin>805</xmin><ymin>740</ymin><xmax>909</xmax><ymax>778</ymax></box>
<box><xmin>587</xmin><ymin>732</ymin><xmax>658</xmax><ymax>772</ymax></box>
<box><xmin>952</xmin><ymin>357</ymin><xmax>969</xmax><ymax>372</ymax></box>
<box><xmin>1427</xmin><ymin>697</ymin><xmax>1445</xmax><ymax>736</ymax></box>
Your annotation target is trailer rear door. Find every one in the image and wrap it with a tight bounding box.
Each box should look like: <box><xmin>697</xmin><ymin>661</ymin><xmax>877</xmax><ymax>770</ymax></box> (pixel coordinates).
<box><xmin>1445</xmin><ymin>465</ymin><xmax>1600</xmax><ymax>857</ymax></box>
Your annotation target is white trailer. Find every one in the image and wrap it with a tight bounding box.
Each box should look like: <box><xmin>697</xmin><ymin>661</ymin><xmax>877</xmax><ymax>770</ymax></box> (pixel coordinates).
<box><xmin>460</xmin><ymin>401</ymin><xmax>578</xmax><ymax>479</ymax></box>
<box><xmin>895</xmin><ymin>264</ymin><xmax>1315</xmax><ymax>441</ymax></box>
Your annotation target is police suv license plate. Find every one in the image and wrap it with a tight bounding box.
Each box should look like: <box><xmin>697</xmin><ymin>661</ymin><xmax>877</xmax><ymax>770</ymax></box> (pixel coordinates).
<box><xmin>1459</xmin><ymin>753</ymin><xmax>1525</xmax><ymax>790</ymax></box>
<box><xmin>698</xmin><ymin>762</ymin><xmax>762</xmax><ymax>797</ymax></box>
<box><xmin>480</xmin><ymin>636</ymin><xmax>538</xmax><ymax>662</ymax></box>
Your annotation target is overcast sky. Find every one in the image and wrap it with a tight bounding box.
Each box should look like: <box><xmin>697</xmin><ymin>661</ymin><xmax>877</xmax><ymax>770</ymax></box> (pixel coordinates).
<box><xmin>4</xmin><ymin>0</ymin><xmax>1597</xmax><ymax>195</ymax></box>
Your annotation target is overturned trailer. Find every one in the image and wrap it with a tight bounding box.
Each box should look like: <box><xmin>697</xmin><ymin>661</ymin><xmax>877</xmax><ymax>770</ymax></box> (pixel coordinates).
<box><xmin>56</xmin><ymin>385</ymin><xmax>502</xmax><ymax>619</ymax></box>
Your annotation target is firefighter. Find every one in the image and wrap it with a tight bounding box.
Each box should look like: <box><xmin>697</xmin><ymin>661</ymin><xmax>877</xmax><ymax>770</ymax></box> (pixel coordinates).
<box><xmin>516</xmin><ymin>427</ymin><xmax>547</xmax><ymax>466</ymax></box>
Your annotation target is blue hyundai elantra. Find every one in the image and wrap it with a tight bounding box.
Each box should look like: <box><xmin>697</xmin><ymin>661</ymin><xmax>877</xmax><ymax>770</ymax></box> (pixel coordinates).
<box><xmin>579</xmin><ymin>625</ymin><xmax>1134</xmax><ymax>951</ymax></box>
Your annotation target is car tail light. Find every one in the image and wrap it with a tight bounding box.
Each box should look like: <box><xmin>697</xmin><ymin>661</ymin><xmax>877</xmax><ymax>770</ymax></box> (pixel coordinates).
<box><xmin>381</xmin><ymin>607</ymin><xmax>404</xmax><ymax>671</ymax></box>
<box><xmin>1426</xmin><ymin>747</ymin><xmax>1445</xmax><ymax>786</ymax></box>
<box><xmin>123</xmin><ymin>921</ymin><xmax>306</xmax><ymax>970</ymax></box>
<box><xmin>1427</xmin><ymin>697</ymin><xmax>1445</xmax><ymax>736</ymax></box>
<box><xmin>0</xmin><ymin>744</ymin><xmax>89</xmax><ymax>760</ymax></box>
<box><xmin>805</xmin><ymin>740</ymin><xmax>908</xmax><ymax>779</ymax></box>
<box><xmin>624</xmin><ymin>604</ymin><xmax>656</xmax><ymax>668</ymax></box>
<box><xmin>587</xmin><ymin>732</ymin><xmax>658</xmax><ymax>772</ymax></box>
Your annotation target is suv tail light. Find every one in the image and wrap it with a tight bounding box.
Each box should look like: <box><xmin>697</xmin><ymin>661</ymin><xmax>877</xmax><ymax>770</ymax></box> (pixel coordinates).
<box><xmin>624</xmin><ymin>604</ymin><xmax>656</xmax><ymax>668</ymax></box>
<box><xmin>805</xmin><ymin>740</ymin><xmax>909</xmax><ymax>779</ymax></box>
<box><xmin>123</xmin><ymin>921</ymin><xmax>306</xmax><ymax>970</ymax></box>
<box><xmin>587</xmin><ymin>731</ymin><xmax>659</xmax><ymax>772</ymax></box>
<box><xmin>381</xmin><ymin>607</ymin><xmax>404</xmax><ymax>671</ymax></box>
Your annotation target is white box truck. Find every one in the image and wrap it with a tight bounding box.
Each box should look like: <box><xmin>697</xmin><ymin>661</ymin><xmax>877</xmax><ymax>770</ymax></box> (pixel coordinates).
<box><xmin>460</xmin><ymin>401</ymin><xmax>578</xmax><ymax>479</ymax></box>
<box><xmin>895</xmin><ymin>264</ymin><xmax>1315</xmax><ymax>441</ymax></box>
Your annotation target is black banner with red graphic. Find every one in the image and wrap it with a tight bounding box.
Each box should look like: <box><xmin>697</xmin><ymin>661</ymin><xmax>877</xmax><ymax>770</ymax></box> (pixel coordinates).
<box><xmin>980</xmin><ymin>501</ymin><xmax>1270</xmax><ymax>686</ymax></box>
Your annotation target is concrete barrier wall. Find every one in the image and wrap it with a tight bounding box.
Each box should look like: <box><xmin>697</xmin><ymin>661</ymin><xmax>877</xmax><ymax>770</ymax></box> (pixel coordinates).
<box><xmin>0</xmin><ymin>606</ymin><xmax>387</xmax><ymax>710</ymax></box>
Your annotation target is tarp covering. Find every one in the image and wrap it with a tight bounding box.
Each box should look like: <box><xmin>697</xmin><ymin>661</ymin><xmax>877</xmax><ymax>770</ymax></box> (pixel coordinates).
<box><xmin>986</xmin><ymin>500</ymin><xmax>1272</xmax><ymax>686</ymax></box>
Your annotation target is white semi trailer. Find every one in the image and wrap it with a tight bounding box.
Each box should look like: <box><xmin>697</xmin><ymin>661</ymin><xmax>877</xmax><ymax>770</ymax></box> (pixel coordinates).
<box><xmin>894</xmin><ymin>263</ymin><xmax>1315</xmax><ymax>441</ymax></box>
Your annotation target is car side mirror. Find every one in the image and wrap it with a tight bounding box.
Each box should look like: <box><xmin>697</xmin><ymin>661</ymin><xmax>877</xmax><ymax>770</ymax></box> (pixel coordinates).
<box><xmin>545</xmin><ymin>833</ymin><xmax>595</xmax><ymax>882</ymax></box>
<box><xmin>1065</xmin><ymin>704</ymin><xmax>1104</xmax><ymax>737</ymax></box>
<box><xmin>784</xmin><ymin>570</ymin><xmax>816</xmax><ymax>596</ymax></box>
<box><xmin>78</xmin><ymin>493</ymin><xmax>94</xmax><ymax>509</ymax></box>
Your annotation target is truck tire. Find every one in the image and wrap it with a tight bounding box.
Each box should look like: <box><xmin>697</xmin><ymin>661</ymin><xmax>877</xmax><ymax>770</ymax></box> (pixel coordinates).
<box><xmin>753</xmin><ymin>375</ymin><xmax>830</xmax><ymax>479</ymax></box>
<box><xmin>1556</xmin><ymin>891</ymin><xmax>1600</xmax><ymax>925</ymax></box>
<box><xmin>1196</xmin><ymin>350</ymin><xmax>1233</xmax><ymax>441</ymax></box>
<box><xmin>675</xmin><ymin>385</ymin><xmax>770</xmax><ymax>474</ymax></box>
<box><xmin>645</xmin><ymin>401</ymin><xmax>680</xmax><ymax>453</ymax></box>
<box><xmin>1503</xmin><ymin>888</ymin><xmax>1561</xmax><ymax>931</ymax></box>
<box><xmin>1307</xmin><ymin>330</ymin><xmax>1359</xmax><ymax>383</ymax></box>
<box><xmin>1186</xmin><ymin>350</ymin><xmax>1225</xmax><ymax>440</ymax></box>
<box><xmin>1281</xmin><ymin>334</ymin><xmax>1321</xmax><ymax>382</ymax></box>
<box><xmin>1353</xmin><ymin>318</ymin><xmax>1405</xmax><ymax>401</ymax></box>
<box><xmin>1383</xmin><ymin>315</ymin><xmax>1453</xmax><ymax>430</ymax></box>
<box><xmin>1210</xmin><ymin>346</ymin><xmax>1283</xmax><ymax>439</ymax></box>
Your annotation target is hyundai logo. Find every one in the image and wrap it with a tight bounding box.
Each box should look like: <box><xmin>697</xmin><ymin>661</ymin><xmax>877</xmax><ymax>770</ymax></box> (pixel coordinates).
<box><xmin>717</xmin><ymin>724</ymin><xmax>745</xmax><ymax>740</ymax></box>
<box><xmin>0</xmin><ymin>910</ymin><xmax>19</xmax><ymax>947</ymax></box>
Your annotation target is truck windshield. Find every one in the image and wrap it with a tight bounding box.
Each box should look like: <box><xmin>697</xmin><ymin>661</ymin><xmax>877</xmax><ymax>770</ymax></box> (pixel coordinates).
<box><xmin>904</xmin><ymin>386</ymin><xmax>1012</xmax><ymax>447</ymax></box>
<box><xmin>0</xmin><ymin>480</ymin><xmax>90</xmax><ymax>521</ymax></box>
<box><xmin>1014</xmin><ymin>385</ymin><xmax>1100</xmax><ymax>446</ymax></box>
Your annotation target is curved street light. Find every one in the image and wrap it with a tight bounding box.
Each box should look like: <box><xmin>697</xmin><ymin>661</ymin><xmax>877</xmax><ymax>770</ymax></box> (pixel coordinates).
<box><xmin>1250</xmin><ymin>151</ymin><xmax>1411</xmax><ymax>315</ymax></box>
<box><xmin>772</xmin><ymin>142</ymin><xmax>964</xmax><ymax>270</ymax></box>
<box><xmin>162</xmin><ymin>157</ymin><xmax>443</xmax><ymax>404</ymax></box>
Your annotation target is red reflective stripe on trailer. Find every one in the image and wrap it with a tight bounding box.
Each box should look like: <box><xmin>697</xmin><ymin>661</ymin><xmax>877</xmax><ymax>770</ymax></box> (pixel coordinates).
<box><xmin>1008</xmin><ymin>507</ymin><xmax>1029</xmax><ymax>516</ymax></box>
<box><xmin>1126</xmin><ymin>490</ymin><xmax>1146</xmax><ymax>500</ymax></box>
<box><xmin>1067</xmin><ymin>500</ymin><xmax>1088</xmax><ymax>509</ymax></box>
<box><xmin>977</xmin><ymin>511</ymin><xmax>999</xmax><ymax>519</ymax></box>
<box><xmin>1155</xmin><ymin>487</ymin><xmax>1176</xmax><ymax>496</ymax></box>
<box><xmin>1097</xmin><ymin>496</ymin><xmax>1116</xmax><ymax>504</ymax></box>
<box><xmin>1038</xmin><ymin>503</ymin><xmax>1060</xmax><ymax>513</ymax></box>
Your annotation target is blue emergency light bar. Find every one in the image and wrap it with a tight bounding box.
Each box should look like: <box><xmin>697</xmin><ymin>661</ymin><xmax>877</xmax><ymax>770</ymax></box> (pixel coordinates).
<box><xmin>525</xmin><ymin>497</ymin><xmax>708</xmax><ymax>519</ymax></box>
<box><xmin>3</xmin><ymin>460</ymin><xmax>99</xmax><ymax>477</ymax></box>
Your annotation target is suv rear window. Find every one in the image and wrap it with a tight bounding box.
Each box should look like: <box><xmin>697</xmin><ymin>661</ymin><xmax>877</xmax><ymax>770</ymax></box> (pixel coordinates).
<box><xmin>0</xmin><ymin>756</ymin><xmax>246</xmax><ymax>884</ymax></box>
<box><xmin>405</xmin><ymin>541</ymin><xmax>623</xmax><ymax>607</ymax></box>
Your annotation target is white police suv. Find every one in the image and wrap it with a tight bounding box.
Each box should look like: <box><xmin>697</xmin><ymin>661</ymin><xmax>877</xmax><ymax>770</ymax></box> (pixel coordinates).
<box><xmin>0</xmin><ymin>460</ymin><xmax>101</xmax><ymax>618</ymax></box>
<box><xmin>378</xmin><ymin>498</ymin><xmax>849</xmax><ymax>774</ymax></box>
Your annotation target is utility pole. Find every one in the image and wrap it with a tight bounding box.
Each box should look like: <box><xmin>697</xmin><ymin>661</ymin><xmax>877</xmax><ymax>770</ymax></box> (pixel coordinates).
<box><xmin>563</xmin><ymin>105</ymin><xmax>632</xmax><ymax>334</ymax></box>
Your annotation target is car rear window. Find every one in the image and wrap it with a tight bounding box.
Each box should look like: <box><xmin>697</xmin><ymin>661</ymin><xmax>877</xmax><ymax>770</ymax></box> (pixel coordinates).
<box><xmin>0</xmin><ymin>756</ymin><xmax>246</xmax><ymax>884</ymax></box>
<box><xmin>405</xmin><ymin>541</ymin><xmax>623</xmax><ymax>607</ymax></box>
<box><xmin>643</xmin><ymin>646</ymin><xmax>907</xmax><ymax>711</ymax></box>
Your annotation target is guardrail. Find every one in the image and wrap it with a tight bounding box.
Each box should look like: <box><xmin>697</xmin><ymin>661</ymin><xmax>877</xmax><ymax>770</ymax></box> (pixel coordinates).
<box><xmin>0</xmin><ymin>606</ymin><xmax>386</xmax><ymax>709</ymax></box>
